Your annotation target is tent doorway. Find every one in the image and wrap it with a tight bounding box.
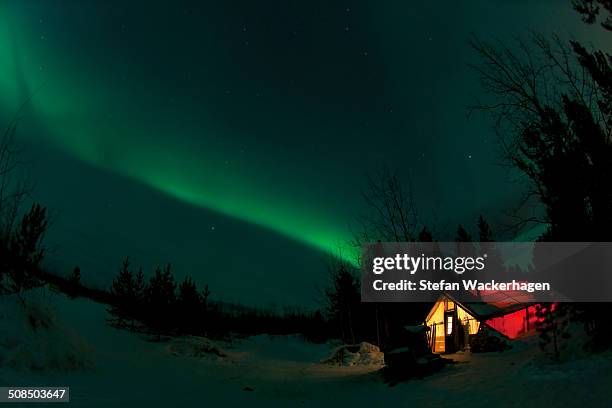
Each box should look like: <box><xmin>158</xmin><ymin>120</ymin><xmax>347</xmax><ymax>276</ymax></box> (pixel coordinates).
<box><xmin>444</xmin><ymin>310</ymin><xmax>456</xmax><ymax>353</ymax></box>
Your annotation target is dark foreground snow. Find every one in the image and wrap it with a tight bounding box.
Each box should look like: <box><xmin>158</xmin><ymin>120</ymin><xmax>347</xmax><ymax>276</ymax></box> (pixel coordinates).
<box><xmin>1</xmin><ymin>290</ymin><xmax>611</xmax><ymax>407</ymax></box>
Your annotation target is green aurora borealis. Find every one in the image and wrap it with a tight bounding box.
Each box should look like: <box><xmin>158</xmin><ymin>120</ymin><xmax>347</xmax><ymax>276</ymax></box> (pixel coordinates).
<box><xmin>1</xmin><ymin>3</ymin><xmax>358</xmax><ymax>265</ymax></box>
<box><xmin>0</xmin><ymin>1</ymin><xmax>602</xmax><ymax>303</ymax></box>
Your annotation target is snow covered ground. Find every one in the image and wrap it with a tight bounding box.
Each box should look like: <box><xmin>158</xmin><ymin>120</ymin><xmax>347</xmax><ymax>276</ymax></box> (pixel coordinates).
<box><xmin>1</xmin><ymin>290</ymin><xmax>611</xmax><ymax>407</ymax></box>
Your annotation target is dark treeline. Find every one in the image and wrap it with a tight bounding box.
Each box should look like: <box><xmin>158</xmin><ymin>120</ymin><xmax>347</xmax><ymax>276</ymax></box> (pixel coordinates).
<box><xmin>105</xmin><ymin>256</ymin><xmax>332</xmax><ymax>342</ymax></box>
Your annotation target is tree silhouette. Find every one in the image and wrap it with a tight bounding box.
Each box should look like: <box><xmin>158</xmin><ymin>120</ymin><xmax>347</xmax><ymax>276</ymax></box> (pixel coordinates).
<box><xmin>5</xmin><ymin>203</ymin><xmax>48</xmax><ymax>294</ymax></box>
<box><xmin>476</xmin><ymin>215</ymin><xmax>505</xmax><ymax>283</ymax></box>
<box><xmin>0</xmin><ymin>122</ymin><xmax>39</xmax><ymax>294</ymax></box>
<box><xmin>573</xmin><ymin>0</ymin><xmax>612</xmax><ymax>30</ymax></box>
<box><xmin>177</xmin><ymin>275</ymin><xmax>202</xmax><ymax>333</ymax></box>
<box><xmin>455</xmin><ymin>224</ymin><xmax>472</xmax><ymax>242</ymax></box>
<box><xmin>455</xmin><ymin>224</ymin><xmax>477</xmax><ymax>260</ymax></box>
<box><xmin>353</xmin><ymin>167</ymin><xmax>420</xmax><ymax>245</ymax></box>
<box><xmin>535</xmin><ymin>303</ymin><xmax>571</xmax><ymax>361</ymax></box>
<box><xmin>145</xmin><ymin>263</ymin><xmax>177</xmax><ymax>338</ymax></box>
<box><xmin>324</xmin><ymin>261</ymin><xmax>360</xmax><ymax>344</ymax></box>
<box><xmin>477</xmin><ymin>215</ymin><xmax>493</xmax><ymax>242</ymax></box>
<box><xmin>201</xmin><ymin>283</ymin><xmax>211</xmax><ymax>311</ymax></box>
<box><xmin>108</xmin><ymin>257</ymin><xmax>144</xmax><ymax>330</ymax></box>
<box><xmin>418</xmin><ymin>226</ymin><xmax>434</xmax><ymax>242</ymax></box>
<box><xmin>470</xmin><ymin>33</ymin><xmax>611</xmax><ymax>241</ymax></box>
<box><xmin>471</xmin><ymin>17</ymin><xmax>612</xmax><ymax>349</ymax></box>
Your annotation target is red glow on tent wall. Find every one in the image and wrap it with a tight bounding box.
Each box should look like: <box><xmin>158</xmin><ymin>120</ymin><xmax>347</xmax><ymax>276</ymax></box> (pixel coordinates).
<box><xmin>484</xmin><ymin>306</ymin><xmax>539</xmax><ymax>339</ymax></box>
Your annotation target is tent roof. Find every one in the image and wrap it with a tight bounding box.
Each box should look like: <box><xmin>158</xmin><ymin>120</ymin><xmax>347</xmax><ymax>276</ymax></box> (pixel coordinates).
<box><xmin>432</xmin><ymin>291</ymin><xmax>535</xmax><ymax>320</ymax></box>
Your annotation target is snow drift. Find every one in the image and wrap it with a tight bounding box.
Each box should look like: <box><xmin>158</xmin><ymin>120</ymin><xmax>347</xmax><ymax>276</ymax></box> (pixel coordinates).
<box><xmin>0</xmin><ymin>289</ymin><xmax>94</xmax><ymax>372</ymax></box>
<box><xmin>320</xmin><ymin>342</ymin><xmax>385</xmax><ymax>367</ymax></box>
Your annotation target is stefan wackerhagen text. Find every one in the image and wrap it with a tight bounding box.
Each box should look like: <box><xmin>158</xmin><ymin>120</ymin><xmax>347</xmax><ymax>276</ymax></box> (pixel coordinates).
<box><xmin>370</xmin><ymin>252</ymin><xmax>551</xmax><ymax>294</ymax></box>
<box><xmin>359</xmin><ymin>242</ymin><xmax>612</xmax><ymax>303</ymax></box>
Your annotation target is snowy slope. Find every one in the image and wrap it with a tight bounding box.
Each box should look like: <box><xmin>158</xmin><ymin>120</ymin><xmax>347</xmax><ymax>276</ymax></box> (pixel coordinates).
<box><xmin>1</xmin><ymin>290</ymin><xmax>611</xmax><ymax>407</ymax></box>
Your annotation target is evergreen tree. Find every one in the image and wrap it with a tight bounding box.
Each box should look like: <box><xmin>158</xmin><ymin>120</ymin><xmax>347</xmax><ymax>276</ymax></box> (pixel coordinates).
<box><xmin>477</xmin><ymin>215</ymin><xmax>493</xmax><ymax>242</ymax></box>
<box><xmin>201</xmin><ymin>283</ymin><xmax>211</xmax><ymax>311</ymax></box>
<box><xmin>109</xmin><ymin>257</ymin><xmax>141</xmax><ymax>329</ymax></box>
<box><xmin>145</xmin><ymin>263</ymin><xmax>177</xmax><ymax>338</ymax></box>
<box><xmin>455</xmin><ymin>224</ymin><xmax>472</xmax><ymax>242</ymax></box>
<box><xmin>455</xmin><ymin>224</ymin><xmax>476</xmax><ymax>258</ymax></box>
<box><xmin>177</xmin><ymin>275</ymin><xmax>201</xmax><ymax>333</ymax></box>
<box><xmin>6</xmin><ymin>203</ymin><xmax>48</xmax><ymax>293</ymax></box>
<box><xmin>324</xmin><ymin>262</ymin><xmax>360</xmax><ymax>344</ymax></box>
<box><xmin>418</xmin><ymin>226</ymin><xmax>433</xmax><ymax>242</ymax></box>
<box><xmin>134</xmin><ymin>267</ymin><xmax>145</xmax><ymax>301</ymax></box>
<box><xmin>535</xmin><ymin>303</ymin><xmax>571</xmax><ymax>361</ymax></box>
<box><xmin>476</xmin><ymin>216</ymin><xmax>505</xmax><ymax>297</ymax></box>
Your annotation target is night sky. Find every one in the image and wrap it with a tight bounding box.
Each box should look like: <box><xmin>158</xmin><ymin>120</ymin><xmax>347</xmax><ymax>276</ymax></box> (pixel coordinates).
<box><xmin>0</xmin><ymin>0</ymin><xmax>602</xmax><ymax>305</ymax></box>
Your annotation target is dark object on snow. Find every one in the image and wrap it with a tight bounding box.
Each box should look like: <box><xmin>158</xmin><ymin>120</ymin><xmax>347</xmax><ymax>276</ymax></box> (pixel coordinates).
<box><xmin>320</xmin><ymin>342</ymin><xmax>384</xmax><ymax>366</ymax></box>
<box><xmin>469</xmin><ymin>327</ymin><xmax>511</xmax><ymax>353</ymax></box>
<box><xmin>380</xmin><ymin>325</ymin><xmax>450</xmax><ymax>385</ymax></box>
<box><xmin>381</xmin><ymin>347</ymin><xmax>450</xmax><ymax>386</ymax></box>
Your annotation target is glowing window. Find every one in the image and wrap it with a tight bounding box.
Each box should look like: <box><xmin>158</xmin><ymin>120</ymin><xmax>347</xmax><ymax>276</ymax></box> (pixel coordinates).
<box><xmin>446</xmin><ymin>316</ymin><xmax>453</xmax><ymax>335</ymax></box>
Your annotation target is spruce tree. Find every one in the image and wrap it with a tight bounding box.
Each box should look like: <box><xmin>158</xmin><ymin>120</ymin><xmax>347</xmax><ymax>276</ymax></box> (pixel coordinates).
<box><xmin>325</xmin><ymin>263</ymin><xmax>360</xmax><ymax>344</ymax></box>
<box><xmin>201</xmin><ymin>283</ymin><xmax>211</xmax><ymax>312</ymax></box>
<box><xmin>6</xmin><ymin>203</ymin><xmax>48</xmax><ymax>293</ymax></box>
<box><xmin>477</xmin><ymin>215</ymin><xmax>493</xmax><ymax>242</ymax></box>
<box><xmin>145</xmin><ymin>263</ymin><xmax>177</xmax><ymax>338</ymax></box>
<box><xmin>109</xmin><ymin>257</ymin><xmax>139</xmax><ymax>328</ymax></box>
<box><xmin>418</xmin><ymin>226</ymin><xmax>433</xmax><ymax>242</ymax></box>
<box><xmin>455</xmin><ymin>224</ymin><xmax>472</xmax><ymax>242</ymax></box>
<box><xmin>477</xmin><ymin>215</ymin><xmax>505</xmax><ymax>280</ymax></box>
<box><xmin>535</xmin><ymin>303</ymin><xmax>571</xmax><ymax>361</ymax></box>
<box><xmin>455</xmin><ymin>224</ymin><xmax>476</xmax><ymax>258</ymax></box>
<box><xmin>177</xmin><ymin>275</ymin><xmax>201</xmax><ymax>334</ymax></box>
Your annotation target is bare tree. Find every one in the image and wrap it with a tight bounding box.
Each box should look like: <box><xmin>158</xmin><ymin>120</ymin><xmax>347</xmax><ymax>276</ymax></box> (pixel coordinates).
<box><xmin>0</xmin><ymin>121</ymin><xmax>31</xmax><ymax>241</ymax></box>
<box><xmin>352</xmin><ymin>167</ymin><xmax>420</xmax><ymax>247</ymax></box>
<box><xmin>469</xmin><ymin>33</ymin><xmax>611</xmax><ymax>240</ymax></box>
<box><xmin>0</xmin><ymin>120</ymin><xmax>48</xmax><ymax>294</ymax></box>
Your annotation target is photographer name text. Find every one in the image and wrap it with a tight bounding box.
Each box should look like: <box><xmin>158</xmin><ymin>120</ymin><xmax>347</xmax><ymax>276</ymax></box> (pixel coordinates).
<box><xmin>372</xmin><ymin>279</ymin><xmax>551</xmax><ymax>293</ymax></box>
